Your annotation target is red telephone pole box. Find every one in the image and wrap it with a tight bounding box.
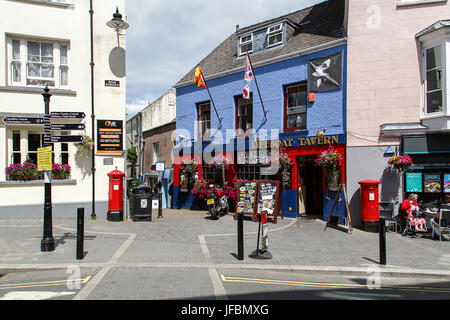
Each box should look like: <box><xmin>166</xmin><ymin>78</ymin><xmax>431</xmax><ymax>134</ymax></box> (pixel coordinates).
<box><xmin>107</xmin><ymin>167</ymin><xmax>125</xmax><ymax>222</ymax></box>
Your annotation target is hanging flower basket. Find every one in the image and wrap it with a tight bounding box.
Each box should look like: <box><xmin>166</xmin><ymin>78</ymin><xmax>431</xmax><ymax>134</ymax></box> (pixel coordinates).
<box><xmin>387</xmin><ymin>154</ymin><xmax>414</xmax><ymax>173</ymax></box>
<box><xmin>315</xmin><ymin>146</ymin><xmax>342</xmax><ymax>190</ymax></box>
<box><xmin>76</xmin><ymin>135</ymin><xmax>94</xmax><ymax>153</ymax></box>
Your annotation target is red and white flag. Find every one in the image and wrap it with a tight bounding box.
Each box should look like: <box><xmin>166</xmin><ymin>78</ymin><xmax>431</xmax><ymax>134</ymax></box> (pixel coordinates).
<box><xmin>243</xmin><ymin>54</ymin><xmax>253</xmax><ymax>99</ymax></box>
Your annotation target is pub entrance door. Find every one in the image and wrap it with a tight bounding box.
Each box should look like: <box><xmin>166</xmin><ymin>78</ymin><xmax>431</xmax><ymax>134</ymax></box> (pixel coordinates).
<box><xmin>297</xmin><ymin>155</ymin><xmax>323</xmax><ymax>218</ymax></box>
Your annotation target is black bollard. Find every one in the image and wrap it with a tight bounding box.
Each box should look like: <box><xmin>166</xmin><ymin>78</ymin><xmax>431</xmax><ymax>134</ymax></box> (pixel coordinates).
<box><xmin>158</xmin><ymin>192</ymin><xmax>163</xmax><ymax>218</ymax></box>
<box><xmin>237</xmin><ymin>213</ymin><xmax>244</xmax><ymax>260</ymax></box>
<box><xmin>76</xmin><ymin>208</ymin><xmax>84</xmax><ymax>260</ymax></box>
<box><xmin>379</xmin><ymin>217</ymin><xmax>386</xmax><ymax>265</ymax></box>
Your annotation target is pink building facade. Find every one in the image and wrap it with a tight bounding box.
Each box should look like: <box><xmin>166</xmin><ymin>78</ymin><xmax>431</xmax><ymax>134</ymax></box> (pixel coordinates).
<box><xmin>346</xmin><ymin>0</ymin><xmax>450</xmax><ymax>227</ymax></box>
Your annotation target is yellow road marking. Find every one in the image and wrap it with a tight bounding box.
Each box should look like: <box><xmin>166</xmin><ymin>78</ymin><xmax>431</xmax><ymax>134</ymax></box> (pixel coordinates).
<box><xmin>0</xmin><ymin>276</ymin><xmax>91</xmax><ymax>290</ymax></box>
<box><xmin>220</xmin><ymin>275</ymin><xmax>450</xmax><ymax>294</ymax></box>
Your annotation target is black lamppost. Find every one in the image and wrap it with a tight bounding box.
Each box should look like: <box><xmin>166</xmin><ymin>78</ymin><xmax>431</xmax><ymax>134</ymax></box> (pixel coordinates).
<box><xmin>41</xmin><ymin>86</ymin><xmax>55</xmax><ymax>252</ymax></box>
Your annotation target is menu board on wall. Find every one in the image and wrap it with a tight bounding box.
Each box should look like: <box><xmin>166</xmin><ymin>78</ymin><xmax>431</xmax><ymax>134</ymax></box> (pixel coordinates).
<box><xmin>405</xmin><ymin>172</ymin><xmax>423</xmax><ymax>193</ymax></box>
<box><xmin>256</xmin><ymin>181</ymin><xmax>280</xmax><ymax>224</ymax></box>
<box><xmin>424</xmin><ymin>174</ymin><xmax>441</xmax><ymax>193</ymax></box>
<box><xmin>235</xmin><ymin>181</ymin><xmax>257</xmax><ymax>218</ymax></box>
<box><xmin>444</xmin><ymin>173</ymin><xmax>450</xmax><ymax>193</ymax></box>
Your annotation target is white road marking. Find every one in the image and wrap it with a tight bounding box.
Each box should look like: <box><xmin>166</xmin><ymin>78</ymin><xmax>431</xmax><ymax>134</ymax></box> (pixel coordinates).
<box><xmin>0</xmin><ymin>291</ymin><xmax>75</xmax><ymax>300</ymax></box>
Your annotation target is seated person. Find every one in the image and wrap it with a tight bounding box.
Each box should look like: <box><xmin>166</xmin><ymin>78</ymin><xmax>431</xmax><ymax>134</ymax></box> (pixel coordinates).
<box><xmin>401</xmin><ymin>193</ymin><xmax>426</xmax><ymax>232</ymax></box>
<box><xmin>431</xmin><ymin>194</ymin><xmax>450</xmax><ymax>228</ymax></box>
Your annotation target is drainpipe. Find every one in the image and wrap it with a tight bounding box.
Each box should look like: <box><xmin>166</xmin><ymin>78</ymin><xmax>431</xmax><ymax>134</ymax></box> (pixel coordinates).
<box><xmin>139</xmin><ymin>112</ymin><xmax>142</xmax><ymax>182</ymax></box>
<box><xmin>89</xmin><ymin>0</ymin><xmax>96</xmax><ymax>219</ymax></box>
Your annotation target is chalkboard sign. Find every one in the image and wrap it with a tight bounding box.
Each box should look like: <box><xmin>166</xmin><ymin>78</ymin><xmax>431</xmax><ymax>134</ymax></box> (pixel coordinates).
<box><xmin>235</xmin><ymin>181</ymin><xmax>257</xmax><ymax>220</ymax></box>
<box><xmin>256</xmin><ymin>181</ymin><xmax>280</xmax><ymax>224</ymax></box>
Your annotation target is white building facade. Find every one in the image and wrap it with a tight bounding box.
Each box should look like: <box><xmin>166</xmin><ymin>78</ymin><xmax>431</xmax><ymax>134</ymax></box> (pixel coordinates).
<box><xmin>0</xmin><ymin>0</ymin><xmax>127</xmax><ymax>218</ymax></box>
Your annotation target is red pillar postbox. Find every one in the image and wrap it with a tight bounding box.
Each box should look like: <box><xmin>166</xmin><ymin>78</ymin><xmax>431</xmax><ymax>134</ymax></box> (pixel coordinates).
<box><xmin>107</xmin><ymin>167</ymin><xmax>125</xmax><ymax>222</ymax></box>
<box><xmin>358</xmin><ymin>180</ymin><xmax>381</xmax><ymax>232</ymax></box>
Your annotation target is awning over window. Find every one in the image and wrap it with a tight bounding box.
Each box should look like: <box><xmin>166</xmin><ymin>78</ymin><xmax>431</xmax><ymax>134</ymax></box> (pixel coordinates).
<box><xmin>403</xmin><ymin>135</ymin><xmax>450</xmax><ymax>154</ymax></box>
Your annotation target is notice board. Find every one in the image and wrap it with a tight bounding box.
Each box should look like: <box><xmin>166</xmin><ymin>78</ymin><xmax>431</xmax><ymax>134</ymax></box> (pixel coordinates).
<box><xmin>424</xmin><ymin>173</ymin><xmax>441</xmax><ymax>193</ymax></box>
<box><xmin>256</xmin><ymin>180</ymin><xmax>280</xmax><ymax>224</ymax></box>
<box><xmin>405</xmin><ymin>172</ymin><xmax>423</xmax><ymax>193</ymax></box>
<box><xmin>97</xmin><ymin>119</ymin><xmax>123</xmax><ymax>154</ymax></box>
<box><xmin>235</xmin><ymin>181</ymin><xmax>257</xmax><ymax>221</ymax></box>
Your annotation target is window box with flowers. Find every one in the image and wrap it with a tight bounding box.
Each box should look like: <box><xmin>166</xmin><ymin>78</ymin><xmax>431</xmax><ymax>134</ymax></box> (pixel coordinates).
<box><xmin>314</xmin><ymin>146</ymin><xmax>343</xmax><ymax>190</ymax></box>
<box><xmin>387</xmin><ymin>154</ymin><xmax>414</xmax><ymax>173</ymax></box>
<box><xmin>4</xmin><ymin>160</ymin><xmax>72</xmax><ymax>183</ymax></box>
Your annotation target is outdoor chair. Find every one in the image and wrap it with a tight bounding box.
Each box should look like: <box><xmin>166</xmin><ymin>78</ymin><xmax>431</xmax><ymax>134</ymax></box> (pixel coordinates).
<box><xmin>379</xmin><ymin>201</ymin><xmax>400</xmax><ymax>233</ymax></box>
<box><xmin>431</xmin><ymin>209</ymin><xmax>450</xmax><ymax>242</ymax></box>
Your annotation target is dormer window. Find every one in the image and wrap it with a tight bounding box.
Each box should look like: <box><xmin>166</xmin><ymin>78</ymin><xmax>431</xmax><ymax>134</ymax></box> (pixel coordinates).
<box><xmin>239</xmin><ymin>34</ymin><xmax>253</xmax><ymax>56</ymax></box>
<box><xmin>267</xmin><ymin>23</ymin><xmax>283</xmax><ymax>47</ymax></box>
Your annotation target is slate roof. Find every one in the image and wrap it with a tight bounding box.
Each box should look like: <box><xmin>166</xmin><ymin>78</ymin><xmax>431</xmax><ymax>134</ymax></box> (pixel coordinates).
<box><xmin>174</xmin><ymin>0</ymin><xmax>346</xmax><ymax>88</ymax></box>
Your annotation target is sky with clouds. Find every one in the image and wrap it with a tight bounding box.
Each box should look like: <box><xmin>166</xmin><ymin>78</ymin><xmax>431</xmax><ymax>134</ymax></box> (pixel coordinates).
<box><xmin>125</xmin><ymin>0</ymin><xmax>326</xmax><ymax>118</ymax></box>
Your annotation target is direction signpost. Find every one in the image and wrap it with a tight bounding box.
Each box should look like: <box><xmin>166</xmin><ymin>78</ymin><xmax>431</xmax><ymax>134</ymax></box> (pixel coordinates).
<box><xmin>50</xmin><ymin>123</ymin><xmax>85</xmax><ymax>131</ymax></box>
<box><xmin>50</xmin><ymin>111</ymin><xmax>85</xmax><ymax>119</ymax></box>
<box><xmin>3</xmin><ymin>117</ymin><xmax>44</xmax><ymax>125</ymax></box>
<box><xmin>51</xmin><ymin>135</ymin><xmax>84</xmax><ymax>143</ymax></box>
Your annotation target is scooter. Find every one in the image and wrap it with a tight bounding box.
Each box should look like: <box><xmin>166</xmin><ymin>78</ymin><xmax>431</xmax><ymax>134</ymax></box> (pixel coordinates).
<box><xmin>206</xmin><ymin>185</ymin><xmax>229</xmax><ymax>220</ymax></box>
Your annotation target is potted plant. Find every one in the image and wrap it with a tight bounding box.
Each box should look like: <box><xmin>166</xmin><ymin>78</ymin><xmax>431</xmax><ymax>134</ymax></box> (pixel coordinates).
<box><xmin>315</xmin><ymin>146</ymin><xmax>343</xmax><ymax>190</ymax></box>
<box><xmin>387</xmin><ymin>154</ymin><xmax>414</xmax><ymax>173</ymax></box>
<box><xmin>222</xmin><ymin>180</ymin><xmax>241</xmax><ymax>213</ymax></box>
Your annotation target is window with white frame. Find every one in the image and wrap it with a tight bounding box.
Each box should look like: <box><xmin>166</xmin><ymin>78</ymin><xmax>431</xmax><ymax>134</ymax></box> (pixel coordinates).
<box><xmin>239</xmin><ymin>34</ymin><xmax>253</xmax><ymax>56</ymax></box>
<box><xmin>267</xmin><ymin>23</ymin><xmax>283</xmax><ymax>47</ymax></box>
<box><xmin>7</xmin><ymin>37</ymin><xmax>69</xmax><ymax>88</ymax></box>
<box><xmin>424</xmin><ymin>45</ymin><xmax>444</xmax><ymax>114</ymax></box>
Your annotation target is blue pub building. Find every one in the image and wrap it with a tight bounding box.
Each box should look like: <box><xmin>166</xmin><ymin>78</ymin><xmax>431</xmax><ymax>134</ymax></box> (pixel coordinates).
<box><xmin>173</xmin><ymin>0</ymin><xmax>348</xmax><ymax>221</ymax></box>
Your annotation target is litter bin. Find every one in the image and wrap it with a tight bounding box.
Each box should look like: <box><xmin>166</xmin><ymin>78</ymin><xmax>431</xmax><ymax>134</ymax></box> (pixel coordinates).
<box><xmin>358</xmin><ymin>180</ymin><xmax>381</xmax><ymax>232</ymax></box>
<box><xmin>130</xmin><ymin>186</ymin><xmax>153</xmax><ymax>222</ymax></box>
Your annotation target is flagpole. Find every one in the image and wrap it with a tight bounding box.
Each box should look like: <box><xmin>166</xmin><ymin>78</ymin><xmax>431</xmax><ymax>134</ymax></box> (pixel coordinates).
<box><xmin>247</xmin><ymin>53</ymin><xmax>267</xmax><ymax>118</ymax></box>
<box><xmin>199</xmin><ymin>66</ymin><xmax>222</xmax><ymax>124</ymax></box>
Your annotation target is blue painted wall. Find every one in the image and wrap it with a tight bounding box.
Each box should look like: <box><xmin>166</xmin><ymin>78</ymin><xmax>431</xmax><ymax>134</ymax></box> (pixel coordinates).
<box><xmin>174</xmin><ymin>44</ymin><xmax>347</xmax><ymax>212</ymax></box>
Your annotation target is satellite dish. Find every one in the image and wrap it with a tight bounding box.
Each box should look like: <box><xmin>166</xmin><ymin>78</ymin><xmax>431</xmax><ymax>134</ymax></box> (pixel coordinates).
<box><xmin>109</xmin><ymin>46</ymin><xmax>126</xmax><ymax>78</ymax></box>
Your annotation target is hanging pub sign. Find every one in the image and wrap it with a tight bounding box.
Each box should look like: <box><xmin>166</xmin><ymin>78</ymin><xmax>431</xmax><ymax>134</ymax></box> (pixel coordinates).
<box><xmin>308</xmin><ymin>52</ymin><xmax>342</xmax><ymax>92</ymax></box>
<box><xmin>256</xmin><ymin>180</ymin><xmax>280</xmax><ymax>224</ymax></box>
<box><xmin>444</xmin><ymin>173</ymin><xmax>450</xmax><ymax>194</ymax></box>
<box><xmin>97</xmin><ymin>119</ymin><xmax>123</xmax><ymax>154</ymax></box>
<box><xmin>405</xmin><ymin>172</ymin><xmax>423</xmax><ymax>193</ymax></box>
<box><xmin>424</xmin><ymin>173</ymin><xmax>441</xmax><ymax>193</ymax></box>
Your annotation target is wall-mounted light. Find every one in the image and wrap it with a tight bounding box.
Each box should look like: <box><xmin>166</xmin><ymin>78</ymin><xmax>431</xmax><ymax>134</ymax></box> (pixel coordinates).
<box><xmin>106</xmin><ymin>7</ymin><xmax>129</xmax><ymax>46</ymax></box>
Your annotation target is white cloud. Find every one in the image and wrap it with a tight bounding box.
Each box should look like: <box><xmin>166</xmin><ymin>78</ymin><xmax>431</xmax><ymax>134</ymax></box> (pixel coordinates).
<box><xmin>125</xmin><ymin>0</ymin><xmax>326</xmax><ymax>108</ymax></box>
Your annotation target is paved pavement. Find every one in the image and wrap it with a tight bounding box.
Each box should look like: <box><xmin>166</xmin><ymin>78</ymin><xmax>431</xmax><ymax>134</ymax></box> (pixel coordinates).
<box><xmin>0</xmin><ymin>208</ymin><xmax>450</xmax><ymax>299</ymax></box>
